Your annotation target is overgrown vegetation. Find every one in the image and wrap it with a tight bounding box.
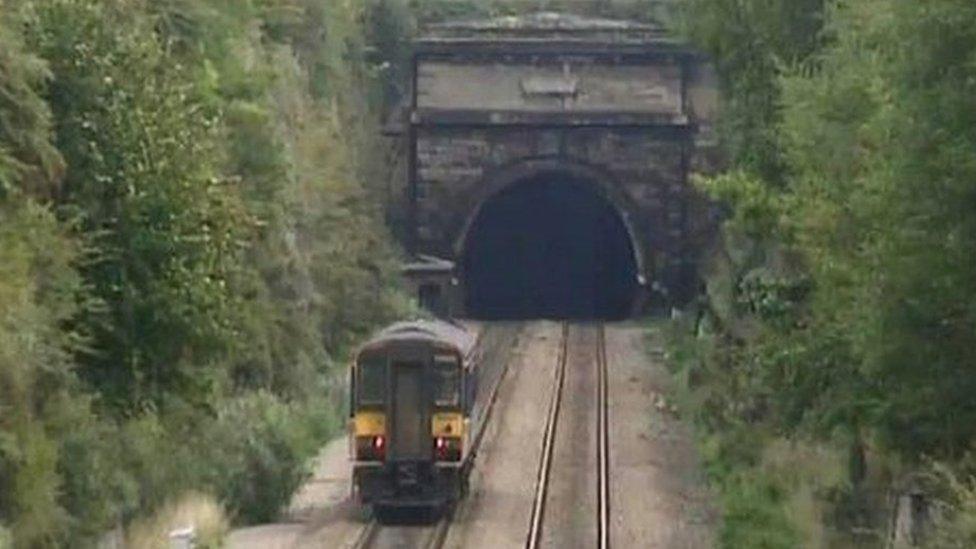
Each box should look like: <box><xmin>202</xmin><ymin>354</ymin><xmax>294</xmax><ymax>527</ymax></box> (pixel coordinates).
<box><xmin>670</xmin><ymin>0</ymin><xmax>976</xmax><ymax>545</ymax></box>
<box><xmin>125</xmin><ymin>492</ymin><xmax>228</xmax><ymax>549</ymax></box>
<box><xmin>0</xmin><ymin>0</ymin><xmax>408</xmax><ymax>545</ymax></box>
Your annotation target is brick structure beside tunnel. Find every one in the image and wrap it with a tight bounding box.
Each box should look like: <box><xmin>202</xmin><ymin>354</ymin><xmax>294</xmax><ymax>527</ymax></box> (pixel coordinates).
<box><xmin>395</xmin><ymin>12</ymin><xmax>721</xmax><ymax>318</ymax></box>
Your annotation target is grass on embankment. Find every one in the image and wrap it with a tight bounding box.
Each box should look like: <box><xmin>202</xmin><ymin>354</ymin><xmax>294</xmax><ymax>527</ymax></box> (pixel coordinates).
<box><xmin>651</xmin><ymin>318</ymin><xmax>890</xmax><ymax>548</ymax></box>
<box><xmin>126</xmin><ymin>493</ymin><xmax>229</xmax><ymax>549</ymax></box>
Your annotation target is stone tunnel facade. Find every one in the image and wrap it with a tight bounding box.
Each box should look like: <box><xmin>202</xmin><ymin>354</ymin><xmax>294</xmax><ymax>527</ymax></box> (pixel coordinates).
<box><xmin>397</xmin><ymin>13</ymin><xmax>721</xmax><ymax>317</ymax></box>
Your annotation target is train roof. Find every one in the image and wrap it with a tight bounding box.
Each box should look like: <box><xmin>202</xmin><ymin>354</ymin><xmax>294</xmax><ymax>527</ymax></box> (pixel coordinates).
<box><xmin>359</xmin><ymin>319</ymin><xmax>477</xmax><ymax>356</ymax></box>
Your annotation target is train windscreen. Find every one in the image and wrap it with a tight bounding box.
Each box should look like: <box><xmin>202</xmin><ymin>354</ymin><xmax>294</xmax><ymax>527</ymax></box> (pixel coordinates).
<box><xmin>357</xmin><ymin>358</ymin><xmax>386</xmax><ymax>405</ymax></box>
<box><xmin>432</xmin><ymin>354</ymin><xmax>460</xmax><ymax>407</ymax></box>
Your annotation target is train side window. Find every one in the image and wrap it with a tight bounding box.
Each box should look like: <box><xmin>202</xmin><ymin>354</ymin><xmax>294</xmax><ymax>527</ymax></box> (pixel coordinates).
<box><xmin>357</xmin><ymin>358</ymin><xmax>386</xmax><ymax>405</ymax></box>
<box><xmin>433</xmin><ymin>354</ymin><xmax>460</xmax><ymax>407</ymax></box>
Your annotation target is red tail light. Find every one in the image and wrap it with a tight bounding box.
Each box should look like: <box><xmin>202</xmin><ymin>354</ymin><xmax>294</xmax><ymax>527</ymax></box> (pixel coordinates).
<box><xmin>434</xmin><ymin>437</ymin><xmax>462</xmax><ymax>462</ymax></box>
<box><xmin>356</xmin><ymin>435</ymin><xmax>386</xmax><ymax>461</ymax></box>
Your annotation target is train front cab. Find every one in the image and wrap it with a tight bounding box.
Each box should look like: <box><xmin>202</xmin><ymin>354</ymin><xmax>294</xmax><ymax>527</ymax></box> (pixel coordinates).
<box><xmin>350</xmin><ymin>338</ymin><xmax>471</xmax><ymax>511</ymax></box>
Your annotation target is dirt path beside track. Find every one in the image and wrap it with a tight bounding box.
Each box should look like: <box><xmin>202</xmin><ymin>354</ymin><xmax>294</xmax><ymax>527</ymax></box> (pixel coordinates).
<box><xmin>606</xmin><ymin>324</ymin><xmax>716</xmax><ymax>548</ymax></box>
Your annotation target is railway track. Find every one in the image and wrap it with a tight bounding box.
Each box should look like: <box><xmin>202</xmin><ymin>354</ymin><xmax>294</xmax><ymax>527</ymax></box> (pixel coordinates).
<box><xmin>350</xmin><ymin>514</ymin><xmax>450</xmax><ymax>549</ymax></box>
<box><xmin>526</xmin><ymin>323</ymin><xmax>611</xmax><ymax>549</ymax></box>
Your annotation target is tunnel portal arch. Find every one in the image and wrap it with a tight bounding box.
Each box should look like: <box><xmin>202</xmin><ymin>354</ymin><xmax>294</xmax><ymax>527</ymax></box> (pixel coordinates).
<box><xmin>457</xmin><ymin>160</ymin><xmax>647</xmax><ymax>320</ymax></box>
<box><xmin>395</xmin><ymin>12</ymin><xmax>721</xmax><ymax>318</ymax></box>
<box><xmin>454</xmin><ymin>159</ymin><xmax>648</xmax><ymax>276</ymax></box>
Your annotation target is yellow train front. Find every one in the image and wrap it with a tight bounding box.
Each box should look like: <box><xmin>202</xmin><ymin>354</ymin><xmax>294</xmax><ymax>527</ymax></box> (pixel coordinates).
<box><xmin>350</xmin><ymin>320</ymin><xmax>478</xmax><ymax>514</ymax></box>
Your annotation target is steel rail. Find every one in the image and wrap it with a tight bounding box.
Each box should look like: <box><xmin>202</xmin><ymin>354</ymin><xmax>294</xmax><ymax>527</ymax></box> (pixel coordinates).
<box><xmin>350</xmin><ymin>519</ymin><xmax>379</xmax><ymax>549</ymax></box>
<box><xmin>425</xmin><ymin>512</ymin><xmax>453</xmax><ymax>549</ymax></box>
<box><xmin>525</xmin><ymin>323</ymin><xmax>570</xmax><ymax>549</ymax></box>
<box><xmin>596</xmin><ymin>324</ymin><xmax>611</xmax><ymax>549</ymax></box>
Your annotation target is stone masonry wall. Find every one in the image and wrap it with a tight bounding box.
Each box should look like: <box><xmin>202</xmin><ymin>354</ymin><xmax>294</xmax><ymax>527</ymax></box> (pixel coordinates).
<box><xmin>414</xmin><ymin>125</ymin><xmax>699</xmax><ymax>299</ymax></box>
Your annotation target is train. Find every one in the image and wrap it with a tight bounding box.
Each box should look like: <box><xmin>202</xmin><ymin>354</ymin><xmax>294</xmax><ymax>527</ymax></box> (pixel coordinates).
<box><xmin>349</xmin><ymin>320</ymin><xmax>482</xmax><ymax>516</ymax></box>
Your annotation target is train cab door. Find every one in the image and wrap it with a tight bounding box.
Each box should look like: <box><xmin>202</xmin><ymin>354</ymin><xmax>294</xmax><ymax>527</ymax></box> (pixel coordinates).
<box><xmin>389</xmin><ymin>361</ymin><xmax>429</xmax><ymax>461</ymax></box>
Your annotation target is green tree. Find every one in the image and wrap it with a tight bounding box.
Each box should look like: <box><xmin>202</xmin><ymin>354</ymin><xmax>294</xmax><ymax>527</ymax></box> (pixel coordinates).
<box><xmin>24</xmin><ymin>0</ymin><xmax>254</xmax><ymax>410</ymax></box>
<box><xmin>682</xmin><ymin>0</ymin><xmax>824</xmax><ymax>182</ymax></box>
<box><xmin>0</xmin><ymin>9</ymin><xmax>96</xmax><ymax>544</ymax></box>
<box><xmin>679</xmin><ymin>0</ymin><xmax>976</xmax><ymax>543</ymax></box>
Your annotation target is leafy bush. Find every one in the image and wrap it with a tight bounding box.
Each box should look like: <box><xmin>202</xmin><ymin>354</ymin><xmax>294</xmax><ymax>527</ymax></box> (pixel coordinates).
<box><xmin>928</xmin><ymin>483</ymin><xmax>976</xmax><ymax>548</ymax></box>
<box><xmin>718</xmin><ymin>471</ymin><xmax>801</xmax><ymax>549</ymax></box>
<box><xmin>664</xmin><ymin>321</ymin><xmax>855</xmax><ymax>547</ymax></box>
<box><xmin>200</xmin><ymin>391</ymin><xmax>338</xmax><ymax>523</ymax></box>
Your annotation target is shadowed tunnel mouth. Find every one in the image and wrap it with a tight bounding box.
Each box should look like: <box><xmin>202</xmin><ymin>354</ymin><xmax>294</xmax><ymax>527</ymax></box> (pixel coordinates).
<box><xmin>462</xmin><ymin>173</ymin><xmax>638</xmax><ymax>320</ymax></box>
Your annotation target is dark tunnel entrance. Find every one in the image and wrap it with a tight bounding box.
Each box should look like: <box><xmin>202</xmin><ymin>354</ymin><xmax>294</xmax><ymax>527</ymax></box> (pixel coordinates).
<box><xmin>462</xmin><ymin>172</ymin><xmax>639</xmax><ymax>320</ymax></box>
